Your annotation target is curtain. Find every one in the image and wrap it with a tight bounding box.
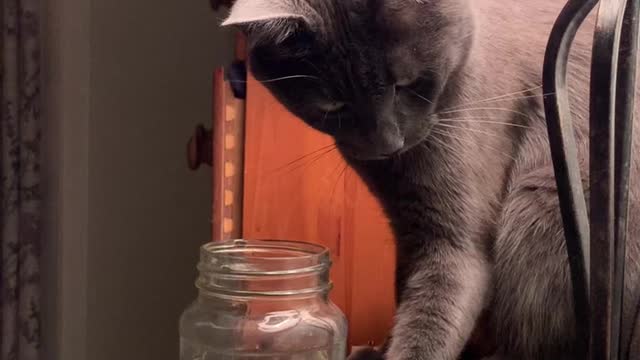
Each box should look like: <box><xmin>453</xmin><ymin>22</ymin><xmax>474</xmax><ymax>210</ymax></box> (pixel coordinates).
<box><xmin>0</xmin><ymin>0</ymin><xmax>41</xmax><ymax>358</ymax></box>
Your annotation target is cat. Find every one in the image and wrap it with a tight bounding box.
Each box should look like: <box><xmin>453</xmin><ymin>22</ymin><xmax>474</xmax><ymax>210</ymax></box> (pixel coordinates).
<box><xmin>222</xmin><ymin>0</ymin><xmax>640</xmax><ymax>359</ymax></box>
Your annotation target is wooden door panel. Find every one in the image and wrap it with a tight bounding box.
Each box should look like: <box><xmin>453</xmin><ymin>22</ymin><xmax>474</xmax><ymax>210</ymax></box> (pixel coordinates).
<box><xmin>243</xmin><ymin>74</ymin><xmax>396</xmax><ymax>348</ymax></box>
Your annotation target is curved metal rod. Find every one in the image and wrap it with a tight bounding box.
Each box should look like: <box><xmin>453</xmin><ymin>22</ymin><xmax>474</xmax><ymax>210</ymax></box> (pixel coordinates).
<box><xmin>589</xmin><ymin>1</ymin><xmax>627</xmax><ymax>358</ymax></box>
<box><xmin>543</xmin><ymin>0</ymin><xmax>598</xmax><ymax>354</ymax></box>
<box><xmin>614</xmin><ymin>0</ymin><xmax>640</xmax><ymax>358</ymax></box>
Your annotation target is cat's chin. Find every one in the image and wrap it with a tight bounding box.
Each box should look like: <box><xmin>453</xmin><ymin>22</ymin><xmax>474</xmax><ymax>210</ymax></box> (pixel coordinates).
<box><xmin>337</xmin><ymin>127</ymin><xmax>434</xmax><ymax>161</ymax></box>
<box><xmin>342</xmin><ymin>153</ymin><xmax>396</xmax><ymax>162</ymax></box>
<box><xmin>340</xmin><ymin>141</ymin><xmax>423</xmax><ymax>162</ymax></box>
<box><xmin>339</xmin><ymin>147</ymin><xmax>404</xmax><ymax>162</ymax></box>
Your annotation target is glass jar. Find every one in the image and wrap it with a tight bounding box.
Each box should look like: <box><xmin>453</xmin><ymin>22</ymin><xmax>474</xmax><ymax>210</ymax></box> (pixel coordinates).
<box><xmin>180</xmin><ymin>239</ymin><xmax>348</xmax><ymax>360</ymax></box>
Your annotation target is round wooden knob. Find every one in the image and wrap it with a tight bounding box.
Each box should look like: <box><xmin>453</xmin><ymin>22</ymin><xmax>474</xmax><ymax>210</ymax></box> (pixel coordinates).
<box><xmin>187</xmin><ymin>124</ymin><xmax>212</xmax><ymax>170</ymax></box>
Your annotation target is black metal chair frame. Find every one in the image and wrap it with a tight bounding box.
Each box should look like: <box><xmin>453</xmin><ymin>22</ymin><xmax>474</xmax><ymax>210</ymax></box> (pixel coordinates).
<box><xmin>544</xmin><ymin>0</ymin><xmax>640</xmax><ymax>358</ymax></box>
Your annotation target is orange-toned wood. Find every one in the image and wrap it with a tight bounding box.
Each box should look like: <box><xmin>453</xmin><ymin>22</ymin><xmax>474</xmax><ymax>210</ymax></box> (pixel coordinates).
<box><xmin>211</xmin><ymin>69</ymin><xmax>245</xmax><ymax>241</ymax></box>
<box><xmin>242</xmin><ymin>74</ymin><xmax>396</xmax><ymax>349</ymax></box>
<box><xmin>342</xmin><ymin>173</ymin><xmax>397</xmax><ymax>347</ymax></box>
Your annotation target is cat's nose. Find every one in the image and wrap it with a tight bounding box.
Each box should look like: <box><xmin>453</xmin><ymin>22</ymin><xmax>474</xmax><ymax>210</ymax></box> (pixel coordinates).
<box><xmin>377</xmin><ymin>134</ymin><xmax>404</xmax><ymax>155</ymax></box>
<box><xmin>372</xmin><ymin>116</ymin><xmax>405</xmax><ymax>155</ymax></box>
<box><xmin>374</xmin><ymin>130</ymin><xmax>405</xmax><ymax>155</ymax></box>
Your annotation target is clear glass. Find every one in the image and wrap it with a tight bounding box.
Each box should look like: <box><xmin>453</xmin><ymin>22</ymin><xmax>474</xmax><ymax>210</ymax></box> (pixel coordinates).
<box><xmin>180</xmin><ymin>239</ymin><xmax>348</xmax><ymax>360</ymax></box>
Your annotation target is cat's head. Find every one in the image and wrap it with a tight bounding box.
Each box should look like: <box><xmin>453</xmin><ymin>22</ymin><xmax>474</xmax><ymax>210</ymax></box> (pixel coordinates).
<box><xmin>223</xmin><ymin>0</ymin><xmax>474</xmax><ymax>160</ymax></box>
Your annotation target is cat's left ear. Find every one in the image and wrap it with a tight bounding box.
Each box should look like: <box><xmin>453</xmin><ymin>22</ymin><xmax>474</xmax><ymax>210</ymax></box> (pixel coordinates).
<box><xmin>221</xmin><ymin>0</ymin><xmax>318</xmax><ymax>43</ymax></box>
<box><xmin>222</xmin><ymin>0</ymin><xmax>311</xmax><ymax>26</ymax></box>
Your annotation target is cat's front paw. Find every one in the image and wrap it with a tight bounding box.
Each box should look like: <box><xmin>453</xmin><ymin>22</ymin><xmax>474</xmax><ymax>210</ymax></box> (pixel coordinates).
<box><xmin>348</xmin><ymin>347</ymin><xmax>385</xmax><ymax>360</ymax></box>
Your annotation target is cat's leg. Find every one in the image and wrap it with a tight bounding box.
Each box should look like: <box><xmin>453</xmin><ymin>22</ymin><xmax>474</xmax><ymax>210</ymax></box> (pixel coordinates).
<box><xmin>492</xmin><ymin>166</ymin><xmax>577</xmax><ymax>358</ymax></box>
<box><xmin>386</xmin><ymin>239</ymin><xmax>491</xmax><ymax>360</ymax></box>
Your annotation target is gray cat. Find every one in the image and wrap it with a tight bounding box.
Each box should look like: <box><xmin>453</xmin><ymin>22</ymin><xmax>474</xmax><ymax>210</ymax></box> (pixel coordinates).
<box><xmin>222</xmin><ymin>0</ymin><xmax>640</xmax><ymax>359</ymax></box>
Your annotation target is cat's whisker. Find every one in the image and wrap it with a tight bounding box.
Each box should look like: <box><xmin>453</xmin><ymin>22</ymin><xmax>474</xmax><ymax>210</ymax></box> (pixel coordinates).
<box><xmin>229</xmin><ymin>74</ymin><xmax>323</xmax><ymax>84</ymax></box>
<box><xmin>274</xmin><ymin>143</ymin><xmax>336</xmax><ymax>170</ymax></box>
<box><xmin>427</xmin><ymin>133</ymin><xmax>465</xmax><ymax>161</ymax></box>
<box><xmin>483</xmin><ymin>144</ymin><xmax>516</xmax><ymax>161</ymax></box>
<box><xmin>431</xmin><ymin>127</ymin><xmax>516</xmax><ymax>161</ymax></box>
<box><xmin>440</xmin><ymin>85</ymin><xmax>546</xmax><ymax>111</ymax></box>
<box><xmin>325</xmin><ymin>160</ymin><xmax>345</xmax><ymax>183</ymax></box>
<box><xmin>435</xmin><ymin>123</ymin><xmax>510</xmax><ymax>141</ymax></box>
<box><xmin>285</xmin><ymin>147</ymin><xmax>339</xmax><ymax>175</ymax></box>
<box><xmin>434</xmin><ymin>107</ymin><xmax>531</xmax><ymax>118</ymax></box>
<box><xmin>444</xmin><ymin>93</ymin><xmax>556</xmax><ymax>111</ymax></box>
<box><xmin>321</xmin><ymin>111</ymin><xmax>330</xmax><ymax>129</ymax></box>
<box><xmin>438</xmin><ymin>118</ymin><xmax>531</xmax><ymax>129</ymax></box>
<box><xmin>330</xmin><ymin>163</ymin><xmax>349</xmax><ymax>205</ymax></box>
<box><xmin>407</xmin><ymin>88</ymin><xmax>434</xmax><ymax>104</ymax></box>
<box><xmin>322</xmin><ymin>160</ymin><xmax>346</xmax><ymax>198</ymax></box>
<box><xmin>430</xmin><ymin>133</ymin><xmax>473</xmax><ymax>165</ymax></box>
<box><xmin>258</xmin><ymin>75</ymin><xmax>323</xmax><ymax>83</ymax></box>
<box><xmin>446</xmin><ymin>85</ymin><xmax>542</xmax><ymax>107</ymax></box>
<box><xmin>271</xmin><ymin>144</ymin><xmax>337</xmax><ymax>174</ymax></box>
<box><xmin>446</xmin><ymin>93</ymin><xmax>545</xmax><ymax>110</ymax></box>
<box><xmin>459</xmin><ymin>32</ymin><xmax>475</xmax><ymax>41</ymax></box>
<box><xmin>302</xmin><ymin>59</ymin><xmax>324</xmax><ymax>76</ymax></box>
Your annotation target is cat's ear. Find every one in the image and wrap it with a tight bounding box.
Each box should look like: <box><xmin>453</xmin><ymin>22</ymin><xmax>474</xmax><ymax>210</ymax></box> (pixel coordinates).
<box><xmin>221</xmin><ymin>0</ymin><xmax>317</xmax><ymax>43</ymax></box>
<box><xmin>222</xmin><ymin>0</ymin><xmax>310</xmax><ymax>26</ymax></box>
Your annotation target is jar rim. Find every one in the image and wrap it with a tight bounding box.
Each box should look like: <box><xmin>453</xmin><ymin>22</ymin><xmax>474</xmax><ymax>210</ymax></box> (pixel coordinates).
<box><xmin>199</xmin><ymin>239</ymin><xmax>331</xmax><ymax>276</ymax></box>
<box><xmin>201</xmin><ymin>239</ymin><xmax>329</xmax><ymax>261</ymax></box>
<box><xmin>197</xmin><ymin>239</ymin><xmax>332</xmax><ymax>297</ymax></box>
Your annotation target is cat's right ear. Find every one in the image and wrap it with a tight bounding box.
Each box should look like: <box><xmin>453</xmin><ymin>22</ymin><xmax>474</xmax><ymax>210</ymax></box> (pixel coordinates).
<box><xmin>221</xmin><ymin>0</ymin><xmax>317</xmax><ymax>43</ymax></box>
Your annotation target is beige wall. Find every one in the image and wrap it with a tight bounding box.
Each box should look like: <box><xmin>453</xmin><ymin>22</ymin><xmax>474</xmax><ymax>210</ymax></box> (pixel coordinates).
<box><xmin>43</xmin><ymin>0</ymin><xmax>234</xmax><ymax>359</ymax></box>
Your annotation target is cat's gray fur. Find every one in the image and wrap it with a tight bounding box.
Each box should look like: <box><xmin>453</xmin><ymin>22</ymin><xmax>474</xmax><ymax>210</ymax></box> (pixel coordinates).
<box><xmin>223</xmin><ymin>0</ymin><xmax>640</xmax><ymax>359</ymax></box>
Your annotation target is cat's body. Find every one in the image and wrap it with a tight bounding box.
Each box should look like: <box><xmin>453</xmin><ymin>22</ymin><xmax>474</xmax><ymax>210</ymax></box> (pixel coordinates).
<box><xmin>223</xmin><ymin>0</ymin><xmax>640</xmax><ymax>359</ymax></box>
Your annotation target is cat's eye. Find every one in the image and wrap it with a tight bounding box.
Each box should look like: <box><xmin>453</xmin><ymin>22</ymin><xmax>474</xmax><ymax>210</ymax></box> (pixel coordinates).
<box><xmin>317</xmin><ymin>100</ymin><xmax>346</xmax><ymax>113</ymax></box>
